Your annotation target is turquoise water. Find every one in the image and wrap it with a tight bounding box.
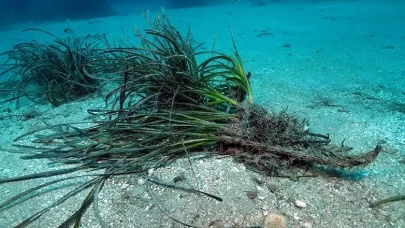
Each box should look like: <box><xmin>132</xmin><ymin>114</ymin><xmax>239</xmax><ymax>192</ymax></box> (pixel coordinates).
<box><xmin>0</xmin><ymin>0</ymin><xmax>404</xmax><ymax>227</ymax></box>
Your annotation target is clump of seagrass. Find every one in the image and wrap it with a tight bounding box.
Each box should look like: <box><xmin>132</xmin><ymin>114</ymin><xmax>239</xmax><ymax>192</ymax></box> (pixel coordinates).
<box><xmin>238</xmin><ymin>104</ymin><xmax>309</xmax><ymax>145</ymax></box>
<box><xmin>0</xmin><ymin>29</ymin><xmax>105</xmax><ymax>107</ymax></box>
<box><xmin>0</xmin><ymin>10</ymin><xmax>381</xmax><ymax>227</ymax></box>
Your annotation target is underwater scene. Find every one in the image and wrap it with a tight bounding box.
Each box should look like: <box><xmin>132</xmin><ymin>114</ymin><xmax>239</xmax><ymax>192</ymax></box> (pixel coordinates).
<box><xmin>0</xmin><ymin>0</ymin><xmax>404</xmax><ymax>227</ymax></box>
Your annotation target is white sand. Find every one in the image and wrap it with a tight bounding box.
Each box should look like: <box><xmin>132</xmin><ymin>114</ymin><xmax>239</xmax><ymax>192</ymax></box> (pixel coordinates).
<box><xmin>0</xmin><ymin>1</ymin><xmax>404</xmax><ymax>227</ymax></box>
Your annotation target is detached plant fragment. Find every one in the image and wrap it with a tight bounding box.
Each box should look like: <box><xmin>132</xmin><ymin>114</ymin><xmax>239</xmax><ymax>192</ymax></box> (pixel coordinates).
<box><xmin>0</xmin><ymin>11</ymin><xmax>381</xmax><ymax>227</ymax></box>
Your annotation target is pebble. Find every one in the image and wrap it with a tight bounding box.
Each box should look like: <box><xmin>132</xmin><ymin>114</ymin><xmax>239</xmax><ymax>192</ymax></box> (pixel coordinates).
<box><xmin>231</xmin><ymin>166</ymin><xmax>241</xmax><ymax>172</ymax></box>
<box><xmin>258</xmin><ymin>195</ymin><xmax>265</xmax><ymax>200</ymax></box>
<box><xmin>138</xmin><ymin>178</ymin><xmax>146</xmax><ymax>185</ymax></box>
<box><xmin>301</xmin><ymin>222</ymin><xmax>313</xmax><ymax>228</ymax></box>
<box><xmin>120</xmin><ymin>183</ymin><xmax>129</xmax><ymax>189</ymax></box>
<box><xmin>295</xmin><ymin>200</ymin><xmax>307</xmax><ymax>208</ymax></box>
<box><xmin>263</xmin><ymin>213</ymin><xmax>287</xmax><ymax>228</ymax></box>
<box><xmin>247</xmin><ymin>190</ymin><xmax>258</xmax><ymax>199</ymax></box>
<box><xmin>256</xmin><ymin>186</ymin><xmax>264</xmax><ymax>191</ymax></box>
